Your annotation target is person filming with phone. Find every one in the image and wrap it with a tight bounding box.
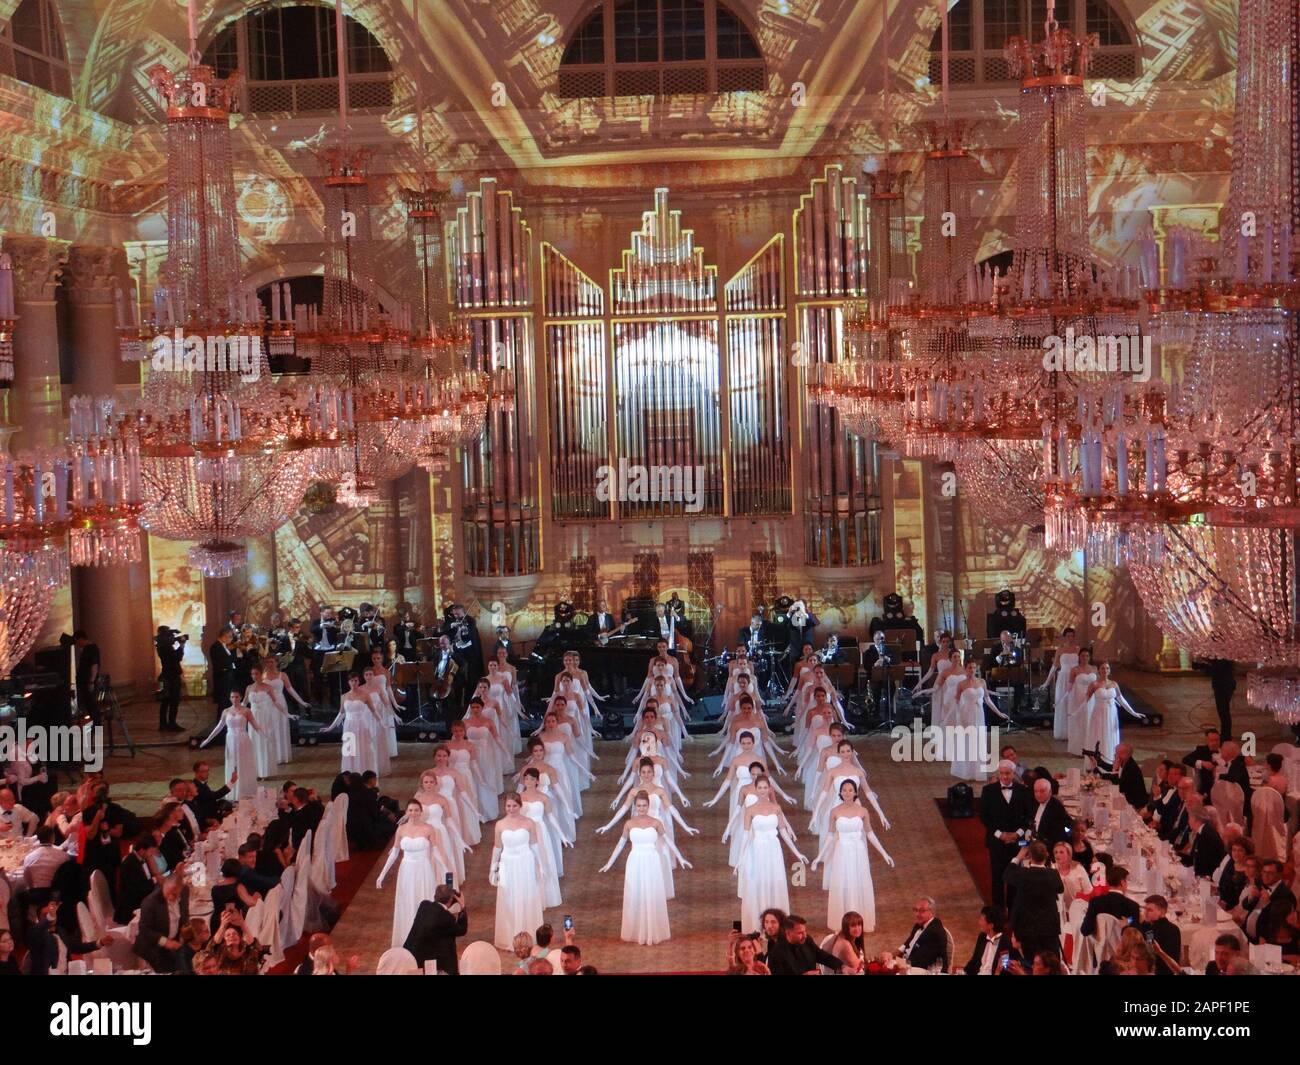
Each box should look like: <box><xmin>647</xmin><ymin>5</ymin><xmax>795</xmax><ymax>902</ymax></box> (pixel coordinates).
<box><xmin>1139</xmin><ymin>894</ymin><xmax>1182</xmax><ymax>975</ymax></box>
<box><xmin>403</xmin><ymin>882</ymin><xmax>467</xmax><ymax>975</ymax></box>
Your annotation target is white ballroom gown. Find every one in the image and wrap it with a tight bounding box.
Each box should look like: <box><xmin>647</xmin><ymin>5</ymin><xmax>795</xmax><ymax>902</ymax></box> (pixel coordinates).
<box><xmin>264</xmin><ymin>677</ymin><xmax>294</xmax><ymax>765</ymax></box>
<box><xmin>494</xmin><ymin>827</ymin><xmax>545</xmax><ymax>950</ymax></box>
<box><xmin>951</xmin><ymin>686</ymin><xmax>988</xmax><ymax>780</ymax></box>
<box><xmin>1052</xmin><ymin>652</ymin><xmax>1078</xmax><ymax>741</ymax></box>
<box><xmin>390</xmin><ymin>836</ymin><xmax>438</xmax><ymax>947</ymax></box>
<box><xmin>825</xmin><ymin>815</ymin><xmax>876</xmax><ymax>932</ymax></box>
<box><xmin>1083</xmin><ymin>685</ymin><xmax>1122</xmax><ymax>763</ymax></box>
<box><xmin>246</xmin><ymin>690</ymin><xmax>278</xmax><ymax>779</ymax></box>
<box><xmin>221</xmin><ymin>710</ymin><xmax>257</xmax><ymax>801</ymax></box>
<box><xmin>1067</xmin><ymin>671</ymin><xmax>1097</xmax><ymax>755</ymax></box>
<box><xmin>620</xmin><ymin>825</ymin><xmax>672</xmax><ymax>945</ymax></box>
<box><xmin>521</xmin><ymin>799</ymin><xmax>563</xmax><ymax>908</ymax></box>
<box><xmin>738</xmin><ymin>812</ymin><xmax>789</xmax><ymax>935</ymax></box>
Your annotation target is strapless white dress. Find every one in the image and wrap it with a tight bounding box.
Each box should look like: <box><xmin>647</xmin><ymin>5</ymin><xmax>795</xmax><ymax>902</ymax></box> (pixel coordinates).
<box><xmin>494</xmin><ymin>827</ymin><xmax>544</xmax><ymax>950</ymax></box>
<box><xmin>951</xmin><ymin>687</ymin><xmax>989</xmax><ymax>780</ymax></box>
<box><xmin>1083</xmin><ymin>685</ymin><xmax>1121</xmax><ymax>763</ymax></box>
<box><xmin>424</xmin><ymin>801</ymin><xmax>463</xmax><ymax>887</ymax></box>
<box><xmin>1067</xmin><ymin>672</ymin><xmax>1097</xmax><ymax>755</ymax></box>
<box><xmin>246</xmin><ymin>690</ymin><xmax>277</xmax><ymax>779</ymax></box>
<box><xmin>1052</xmin><ymin>652</ymin><xmax>1078</xmax><ymax>741</ymax></box>
<box><xmin>451</xmin><ymin>746</ymin><xmax>497</xmax><ymax>820</ymax></box>
<box><xmin>727</xmin><ymin>792</ymin><xmax>759</xmax><ymax>867</ymax></box>
<box><xmin>620</xmin><ymin>825</ymin><xmax>671</xmax><ymax>945</ymax></box>
<box><xmin>439</xmin><ymin>771</ymin><xmax>481</xmax><ymax>847</ymax></box>
<box><xmin>391</xmin><ymin>836</ymin><xmax>438</xmax><ymax>947</ymax></box>
<box><xmin>825</xmin><ymin>815</ymin><xmax>875</xmax><ymax>932</ymax></box>
<box><xmin>221</xmin><ymin>710</ymin><xmax>257</xmax><ymax>801</ymax></box>
<box><xmin>522</xmin><ymin>799</ymin><xmax>562</xmax><ymax>908</ymax></box>
<box><xmin>264</xmin><ymin>677</ymin><xmax>294</xmax><ymax>765</ymax></box>
<box><xmin>738</xmin><ymin>812</ymin><xmax>789</xmax><ymax>934</ymax></box>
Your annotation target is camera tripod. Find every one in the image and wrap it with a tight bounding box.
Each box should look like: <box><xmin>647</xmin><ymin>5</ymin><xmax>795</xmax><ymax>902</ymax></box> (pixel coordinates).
<box><xmin>98</xmin><ymin>677</ymin><xmax>136</xmax><ymax>757</ymax></box>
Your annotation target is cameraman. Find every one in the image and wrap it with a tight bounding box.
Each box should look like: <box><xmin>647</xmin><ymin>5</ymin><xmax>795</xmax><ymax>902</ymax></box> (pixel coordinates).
<box><xmin>156</xmin><ymin>626</ymin><xmax>188</xmax><ymax>732</ymax></box>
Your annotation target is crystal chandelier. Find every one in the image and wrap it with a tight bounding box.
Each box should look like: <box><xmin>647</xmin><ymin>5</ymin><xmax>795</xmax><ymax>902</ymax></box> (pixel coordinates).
<box><xmin>0</xmin><ymin>252</ymin><xmax>15</xmax><ymax>378</ymax></box>
<box><xmin>0</xmin><ymin>559</ymin><xmax>54</xmax><ymax>674</ymax></box>
<box><xmin>65</xmin><ymin>396</ymin><xmax>143</xmax><ymax>567</ymax></box>
<box><xmin>0</xmin><ymin>431</ymin><xmax>71</xmax><ymax>591</ymax></box>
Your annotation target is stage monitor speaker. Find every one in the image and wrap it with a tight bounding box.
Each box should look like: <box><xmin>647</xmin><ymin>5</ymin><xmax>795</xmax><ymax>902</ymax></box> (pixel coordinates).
<box><xmin>946</xmin><ymin>782</ymin><xmax>975</xmax><ymax>818</ymax></box>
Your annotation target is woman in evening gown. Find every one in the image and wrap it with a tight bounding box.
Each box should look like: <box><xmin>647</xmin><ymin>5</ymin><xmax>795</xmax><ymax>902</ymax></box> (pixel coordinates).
<box><xmin>598</xmin><ymin>791</ymin><xmax>691</xmax><ymax>945</ymax></box>
<box><xmin>518</xmin><ymin>768</ymin><xmax>567</xmax><ymax>908</ymax></box>
<box><xmin>323</xmin><ymin>675</ymin><xmax>382</xmax><ymax>777</ymax></box>
<box><xmin>243</xmin><ymin>666</ymin><xmax>280</xmax><ymax>780</ymax></box>
<box><xmin>1081</xmin><ymin>661</ymin><xmax>1144</xmax><ymax>764</ymax></box>
<box><xmin>810</xmin><ymin>779</ymin><xmax>895</xmax><ymax>932</ymax></box>
<box><xmin>734</xmin><ymin>775</ymin><xmax>809</xmax><ymax>933</ymax></box>
<box><xmin>491</xmin><ymin>793</ymin><xmax>545</xmax><ymax>950</ymax></box>
<box><xmin>598</xmin><ymin>758</ymin><xmax>699</xmax><ymax>898</ymax></box>
<box><xmin>200</xmin><ymin>694</ymin><xmax>261</xmax><ymax>801</ymax></box>
<box><xmin>951</xmin><ymin>661</ymin><xmax>1010</xmax><ymax>780</ymax></box>
<box><xmin>1041</xmin><ymin>627</ymin><xmax>1080</xmax><ymax>742</ymax></box>
<box><xmin>1065</xmin><ymin>649</ymin><xmax>1097</xmax><ymax>756</ymax></box>
<box><xmin>432</xmin><ymin>743</ymin><xmax>484</xmax><ymax>846</ymax></box>
<box><xmin>375</xmin><ymin>799</ymin><xmax>451</xmax><ymax>947</ymax></box>
<box><xmin>261</xmin><ymin>657</ymin><xmax>308</xmax><ymax>765</ymax></box>
<box><xmin>413</xmin><ymin>770</ymin><xmax>469</xmax><ymax>886</ymax></box>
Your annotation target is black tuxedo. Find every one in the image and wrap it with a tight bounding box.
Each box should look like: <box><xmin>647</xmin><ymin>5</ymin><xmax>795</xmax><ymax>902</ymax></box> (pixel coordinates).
<box><xmin>862</xmin><ymin>643</ymin><xmax>897</xmax><ymax>712</ymax></box>
<box><xmin>402</xmin><ymin>900</ymin><xmax>467</xmax><ymax>974</ymax></box>
<box><xmin>1221</xmin><ymin>756</ymin><xmax>1253</xmax><ymax>816</ymax></box>
<box><xmin>1079</xmin><ymin>890</ymin><xmax>1140</xmax><ymax>938</ymax></box>
<box><xmin>1101</xmin><ymin>756</ymin><xmax>1149</xmax><ymax>811</ymax></box>
<box><xmin>289</xmin><ymin>800</ymin><xmax>325</xmax><ymax>849</ymax></box>
<box><xmin>393</xmin><ymin>619</ymin><xmax>423</xmax><ymax>657</ymax></box>
<box><xmin>980</xmin><ymin>780</ymin><xmax>1033</xmax><ymax>907</ymax></box>
<box><xmin>114</xmin><ymin>851</ymin><xmax>157</xmax><ymax>923</ymax></box>
<box><xmin>899</xmin><ymin>918</ymin><xmax>947</xmax><ymax>970</ymax></box>
<box><xmin>766</xmin><ymin>935</ymin><xmax>845</xmax><ymax>975</ymax></box>
<box><xmin>1153</xmin><ymin>788</ymin><xmax>1184</xmax><ymax>841</ymax></box>
<box><xmin>208</xmin><ymin>641</ymin><xmax>233</xmax><ymax>711</ymax></box>
<box><xmin>1182</xmin><ymin>745</ymin><xmax>1221</xmax><ymax>797</ymax></box>
<box><xmin>963</xmin><ymin>931</ymin><xmax>1011</xmax><ymax>975</ymax></box>
<box><xmin>159</xmin><ymin>826</ymin><xmax>189</xmax><ymax>872</ymax></box>
<box><xmin>588</xmin><ymin>612</ymin><xmax>619</xmax><ymax>638</ymax></box>
<box><xmin>1187</xmin><ymin>822</ymin><xmax>1226</xmax><ymax>878</ymax></box>
<box><xmin>785</xmin><ymin>615</ymin><xmax>818</xmax><ymax>658</ymax></box>
<box><xmin>192</xmin><ymin>776</ymin><xmax>230</xmax><ymax>823</ymax></box>
<box><xmin>24</xmin><ymin>918</ymin><xmax>101</xmax><ymax>976</ymax></box>
<box><xmin>1028</xmin><ymin>796</ymin><xmax>1071</xmax><ymax>847</ymax></box>
<box><xmin>1141</xmin><ymin>916</ymin><xmax>1182</xmax><ymax>974</ymax></box>
<box><xmin>1002</xmin><ymin>864</ymin><xmax>1064</xmax><ymax>960</ymax></box>
<box><xmin>346</xmin><ymin>781</ymin><xmax>396</xmax><ymax>852</ymax></box>
<box><xmin>134</xmin><ymin>885</ymin><xmax>191</xmax><ymax>973</ymax></box>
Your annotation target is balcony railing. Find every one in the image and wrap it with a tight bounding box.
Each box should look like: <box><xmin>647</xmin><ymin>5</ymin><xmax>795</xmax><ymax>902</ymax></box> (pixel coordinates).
<box><xmin>241</xmin><ymin>72</ymin><xmax>394</xmax><ymax>115</ymax></box>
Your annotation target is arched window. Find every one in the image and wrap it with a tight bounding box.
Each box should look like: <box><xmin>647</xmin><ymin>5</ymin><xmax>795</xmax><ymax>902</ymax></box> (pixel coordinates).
<box><xmin>558</xmin><ymin>0</ymin><xmax>764</xmax><ymax>99</ymax></box>
<box><xmin>202</xmin><ymin>3</ymin><xmax>393</xmax><ymax>115</ymax></box>
<box><xmin>928</xmin><ymin>0</ymin><xmax>1139</xmax><ymax>87</ymax></box>
<box><xmin>0</xmin><ymin>0</ymin><xmax>71</xmax><ymax>97</ymax></box>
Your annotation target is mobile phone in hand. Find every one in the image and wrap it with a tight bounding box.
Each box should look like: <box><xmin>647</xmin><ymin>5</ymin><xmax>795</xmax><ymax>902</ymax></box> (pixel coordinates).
<box><xmin>733</xmin><ymin>920</ymin><xmax>742</xmax><ymax>933</ymax></box>
<box><xmin>564</xmin><ymin>914</ymin><xmax>574</xmax><ymax>932</ymax></box>
<box><xmin>445</xmin><ymin>873</ymin><xmax>454</xmax><ymax>886</ymax></box>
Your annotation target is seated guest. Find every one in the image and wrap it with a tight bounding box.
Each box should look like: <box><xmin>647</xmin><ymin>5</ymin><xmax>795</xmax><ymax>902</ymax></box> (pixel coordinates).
<box><xmin>1154</xmin><ymin>772</ymin><xmax>1193</xmax><ymax>843</ymax></box>
<box><xmin>1216</xmin><ymin>838</ymin><xmax>1254</xmax><ymax>909</ymax></box>
<box><xmin>191</xmin><ymin>760</ymin><xmax>232</xmax><ymax>824</ymax></box>
<box><xmin>1205</xmin><ymin>933</ymin><xmax>1241</xmax><ymax>976</ymax></box>
<box><xmin>256</xmin><ymin>821</ymin><xmax>294</xmax><ymax>881</ymax></box>
<box><xmin>1264</xmin><ymin>753</ymin><xmax>1290</xmax><ymax>796</ymax></box>
<box><xmin>1273</xmin><ymin>902</ymin><xmax>1300</xmax><ymax>964</ymax></box>
<box><xmin>1068</xmin><ymin>818</ymin><xmax>1094</xmax><ymax>871</ymax></box>
<box><xmin>1140</xmin><ymin>895</ymin><xmax>1182</xmax><ymax>975</ymax></box>
<box><xmin>210</xmin><ymin>858</ymin><xmax>261</xmax><ymax>932</ymax></box>
<box><xmin>1099</xmin><ymin>742</ymin><xmax>1149</xmax><ymax>811</ymax></box>
<box><xmin>961</xmin><ymin>905</ymin><xmax>1010</xmax><ymax>975</ymax></box>
<box><xmin>0</xmin><ymin>786</ymin><xmax>39</xmax><ymax>838</ymax></box>
<box><xmin>157</xmin><ymin>801</ymin><xmax>191</xmax><ymax>870</ymax></box>
<box><xmin>999</xmin><ymin>745</ymin><xmax>1027</xmax><ymax>783</ymax></box>
<box><xmin>24</xmin><ymin>894</ymin><xmax>112</xmax><ymax>975</ymax></box>
<box><xmin>346</xmin><ymin>772</ymin><xmax>397</xmax><ymax>851</ymax></box>
<box><xmin>1182</xmin><ymin>728</ymin><xmax>1223</xmax><ymax>797</ymax></box>
<box><xmin>287</xmin><ymin>786</ymin><xmax>324</xmax><ymax>848</ymax></box>
<box><xmin>889</xmin><ymin>896</ymin><xmax>947</xmax><ymax>972</ymax></box>
<box><xmin>727</xmin><ymin>934</ymin><xmax>771</xmax><ymax>976</ymax></box>
<box><xmin>1080</xmin><ymin>865</ymin><xmax>1141</xmax><ymax>937</ymax></box>
<box><xmin>1031</xmin><ymin>951</ymin><xmax>1067</xmax><ymax>975</ymax></box>
<box><xmin>194</xmin><ymin>910</ymin><xmax>266</xmax><ymax>975</ymax></box>
<box><xmin>1241</xmin><ymin>859</ymin><xmax>1295</xmax><ymax>943</ymax></box>
<box><xmin>0</xmin><ymin>929</ymin><xmax>18</xmax><ymax>975</ymax></box>
<box><xmin>1002</xmin><ymin>841</ymin><xmax>1064</xmax><ymax>962</ymax></box>
<box><xmin>237</xmin><ymin>842</ymin><xmax>280</xmax><ymax>896</ymax></box>
<box><xmin>133</xmin><ymin>873</ymin><xmax>190</xmax><ymax>974</ymax></box>
<box><xmin>1183</xmin><ymin>806</ymin><xmax>1225</xmax><ymax>878</ymax></box>
<box><xmin>1111</xmin><ymin>926</ymin><xmax>1157</xmax><ymax>975</ymax></box>
<box><xmin>768</xmin><ymin>914</ymin><xmax>853</xmax><ymax>974</ymax></box>
<box><xmin>177</xmin><ymin>917</ymin><xmax>210</xmax><ymax>975</ymax></box>
<box><xmin>1027</xmin><ymin>777</ymin><xmax>1070</xmax><ymax>846</ymax></box>
<box><xmin>18</xmin><ymin>825</ymin><xmax>68</xmax><ymax>892</ymax></box>
<box><xmin>114</xmin><ymin>833</ymin><xmax>161</xmax><ymax>923</ymax></box>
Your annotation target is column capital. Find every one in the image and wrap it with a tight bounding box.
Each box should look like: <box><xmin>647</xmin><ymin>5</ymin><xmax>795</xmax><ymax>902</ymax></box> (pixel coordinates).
<box><xmin>2</xmin><ymin>236</ymin><xmax>68</xmax><ymax>302</ymax></box>
<box><xmin>64</xmin><ymin>245</ymin><xmax>123</xmax><ymax>306</ymax></box>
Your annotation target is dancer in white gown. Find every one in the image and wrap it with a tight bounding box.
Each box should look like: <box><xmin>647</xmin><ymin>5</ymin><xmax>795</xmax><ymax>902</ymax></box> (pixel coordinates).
<box><xmin>487</xmin><ymin>660</ymin><xmax>523</xmax><ymax>755</ymax></box>
<box><xmin>914</xmin><ymin>650</ymin><xmax>960</xmax><ymax>730</ymax></box>
<box><xmin>598</xmin><ymin>791</ymin><xmax>691</xmax><ymax>945</ymax></box>
<box><xmin>706</xmin><ymin>732</ymin><xmax>796</xmax><ymax>818</ymax></box>
<box><xmin>1040</xmin><ymin>627</ymin><xmax>1080</xmax><ymax>742</ymax></box>
<box><xmin>261</xmin><ymin>657</ymin><xmax>308</xmax><ymax>766</ymax></box>
<box><xmin>1064</xmin><ymin>649</ymin><xmax>1097</xmax><ymax>755</ymax></box>
<box><xmin>491</xmin><ymin>793</ymin><xmax>546</xmax><ymax>950</ymax></box>
<box><xmin>951</xmin><ymin>661</ymin><xmax>1010</xmax><ymax>780</ymax></box>
<box><xmin>807</xmin><ymin>740</ymin><xmax>890</xmax><ymax>841</ymax></box>
<box><xmin>599</xmin><ymin>758</ymin><xmax>698</xmax><ymax>898</ymax></box>
<box><xmin>518</xmin><ymin>768</ymin><xmax>567</xmax><ymax>908</ymax></box>
<box><xmin>464</xmin><ymin>697</ymin><xmax>511</xmax><ymax>785</ymax></box>
<box><xmin>612</xmin><ymin>731</ymin><xmax>690</xmax><ymax>810</ymax></box>
<box><xmin>375</xmin><ymin>799</ymin><xmax>451</xmax><ymax>947</ymax></box>
<box><xmin>1081</xmin><ymin>661</ymin><xmax>1144</xmax><ymax>764</ymax></box>
<box><xmin>366</xmin><ymin>650</ymin><xmax>404</xmax><ymax>759</ymax></box>
<box><xmin>446</xmin><ymin>720</ymin><xmax>498</xmax><ymax>819</ymax></box>
<box><xmin>360</xmin><ymin>670</ymin><xmax>392</xmax><ymax>777</ymax></box>
<box><xmin>810</xmin><ymin>779</ymin><xmax>894</xmax><ymax>931</ymax></box>
<box><xmin>243</xmin><ymin>667</ymin><xmax>282</xmax><ymax>780</ymax></box>
<box><xmin>734</xmin><ymin>775</ymin><xmax>809</xmax><ymax>934</ymax></box>
<box><xmin>323</xmin><ymin>676</ymin><xmax>383</xmax><ymax>777</ymax></box>
<box><xmin>200</xmin><ymin>695</ymin><xmax>261</xmax><ymax>801</ymax></box>
<box><xmin>413</xmin><ymin>770</ymin><xmax>469</xmax><ymax>886</ymax></box>
<box><xmin>515</xmin><ymin>738</ymin><xmax>579</xmax><ymax>843</ymax></box>
<box><xmin>535</xmin><ymin>709</ymin><xmax>592</xmax><ymax>813</ymax></box>
<box><xmin>432</xmin><ymin>743</ymin><xmax>484</xmax><ymax>846</ymax></box>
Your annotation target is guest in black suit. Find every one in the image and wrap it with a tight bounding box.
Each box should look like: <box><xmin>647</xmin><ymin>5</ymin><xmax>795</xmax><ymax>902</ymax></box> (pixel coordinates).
<box><xmin>894</xmin><ymin>896</ymin><xmax>948</xmax><ymax>970</ymax></box>
<box><xmin>962</xmin><ymin>905</ymin><xmax>1012</xmax><ymax>975</ymax></box>
<box><xmin>157</xmin><ymin>804</ymin><xmax>190</xmax><ymax>871</ymax></box>
<box><xmin>347</xmin><ymin>772</ymin><xmax>397</xmax><ymax>851</ymax></box>
<box><xmin>114</xmin><ymin>834</ymin><xmax>161</xmax><ymax>923</ymax></box>
<box><xmin>1140</xmin><ymin>895</ymin><xmax>1183</xmax><ymax>974</ymax></box>
<box><xmin>133</xmin><ymin>875</ymin><xmax>190</xmax><ymax>974</ymax></box>
<box><xmin>1027</xmin><ymin>777</ymin><xmax>1071</xmax><ymax>847</ymax></box>
<box><xmin>1219</xmin><ymin>739</ymin><xmax>1253</xmax><ymax>813</ymax></box>
<box><xmin>1182</xmin><ymin>729</ymin><xmax>1223</xmax><ymax>797</ymax></box>
<box><xmin>403</xmin><ymin>885</ymin><xmax>467</xmax><ymax>974</ymax></box>
<box><xmin>1098</xmin><ymin>742</ymin><xmax>1149</xmax><ymax>811</ymax></box>
<box><xmin>191</xmin><ymin>759</ymin><xmax>231</xmax><ymax>825</ymax></box>
<box><xmin>1184</xmin><ymin>807</ymin><xmax>1226</xmax><ymax>878</ymax></box>
<box><xmin>1244</xmin><ymin>860</ymin><xmax>1296</xmax><ymax>943</ymax></box>
<box><xmin>979</xmin><ymin>761</ymin><xmax>1033</xmax><ymax>908</ymax></box>
<box><xmin>1205</xmin><ymin>934</ymin><xmax>1242</xmax><ymax>975</ymax></box>
<box><xmin>1001</xmin><ymin>842</ymin><xmax>1064</xmax><ymax>962</ymax></box>
<box><xmin>767</xmin><ymin>914</ymin><xmax>852</xmax><ymax>974</ymax></box>
<box><xmin>208</xmin><ymin>629</ymin><xmax>235</xmax><ymax>718</ymax></box>
<box><xmin>1198</xmin><ymin>657</ymin><xmax>1236</xmax><ymax>738</ymax></box>
<box><xmin>155</xmin><ymin>626</ymin><xmax>188</xmax><ymax>732</ymax></box>
<box><xmin>287</xmin><ymin>786</ymin><xmax>325</xmax><ymax>848</ymax></box>
<box><xmin>1079</xmin><ymin>866</ymin><xmax>1141</xmax><ymax>937</ymax></box>
<box><xmin>24</xmin><ymin>895</ymin><xmax>110</xmax><ymax>975</ymax></box>
<box><xmin>1152</xmin><ymin>769</ymin><xmax>1190</xmax><ymax>841</ymax></box>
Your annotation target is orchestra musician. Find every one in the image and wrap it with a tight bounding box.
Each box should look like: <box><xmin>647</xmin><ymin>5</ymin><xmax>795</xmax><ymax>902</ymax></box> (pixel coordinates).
<box><xmin>392</xmin><ymin>608</ymin><xmax>422</xmax><ymax>659</ymax></box>
<box><xmin>441</xmin><ymin>604</ymin><xmax>482</xmax><ymax>690</ymax></box>
<box><xmin>862</xmin><ymin>631</ymin><xmax>897</xmax><ymax>715</ymax></box>
<box><xmin>785</xmin><ymin>600</ymin><xmax>818</xmax><ymax>663</ymax></box>
<box><xmin>586</xmin><ymin>600</ymin><xmax>629</xmax><ymax>644</ymax></box>
<box><xmin>738</xmin><ymin>610</ymin><xmax>772</xmax><ymax>651</ymax></box>
<box><xmin>983</xmin><ymin>630</ymin><xmax>1027</xmax><ymax>712</ymax></box>
<box><xmin>359</xmin><ymin>602</ymin><xmax>386</xmax><ymax>653</ymax></box>
<box><xmin>430</xmin><ymin>633</ymin><xmax>463</xmax><ymax>710</ymax></box>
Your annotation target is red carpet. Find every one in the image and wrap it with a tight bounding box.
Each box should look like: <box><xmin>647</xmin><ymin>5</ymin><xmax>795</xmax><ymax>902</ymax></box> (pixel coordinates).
<box><xmin>267</xmin><ymin>847</ymin><xmax>383</xmax><ymax>975</ymax></box>
<box><xmin>934</xmin><ymin>798</ymin><xmax>992</xmax><ymax>906</ymax></box>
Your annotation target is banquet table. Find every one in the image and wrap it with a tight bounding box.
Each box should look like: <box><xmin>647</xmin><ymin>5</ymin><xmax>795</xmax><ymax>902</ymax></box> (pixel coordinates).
<box><xmin>0</xmin><ymin>835</ymin><xmax>35</xmax><ymax>885</ymax></box>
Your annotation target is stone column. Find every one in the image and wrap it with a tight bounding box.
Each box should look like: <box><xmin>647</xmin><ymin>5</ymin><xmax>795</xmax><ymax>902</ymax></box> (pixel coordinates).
<box><xmin>65</xmin><ymin>244</ymin><xmax>155</xmax><ymax>696</ymax></box>
<box><xmin>4</xmin><ymin>236</ymin><xmax>71</xmax><ymax>648</ymax></box>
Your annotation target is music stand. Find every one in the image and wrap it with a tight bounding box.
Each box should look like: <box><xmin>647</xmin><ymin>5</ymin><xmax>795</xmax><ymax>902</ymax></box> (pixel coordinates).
<box><xmin>321</xmin><ymin>650</ymin><xmax>356</xmax><ymax>708</ymax></box>
<box><xmin>865</xmin><ymin>664</ymin><xmax>908</xmax><ymax>734</ymax></box>
<box><xmin>395</xmin><ymin>662</ymin><xmax>437</xmax><ymax>726</ymax></box>
<box><xmin>989</xmin><ymin>665</ymin><xmax>1028</xmax><ymax>732</ymax></box>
